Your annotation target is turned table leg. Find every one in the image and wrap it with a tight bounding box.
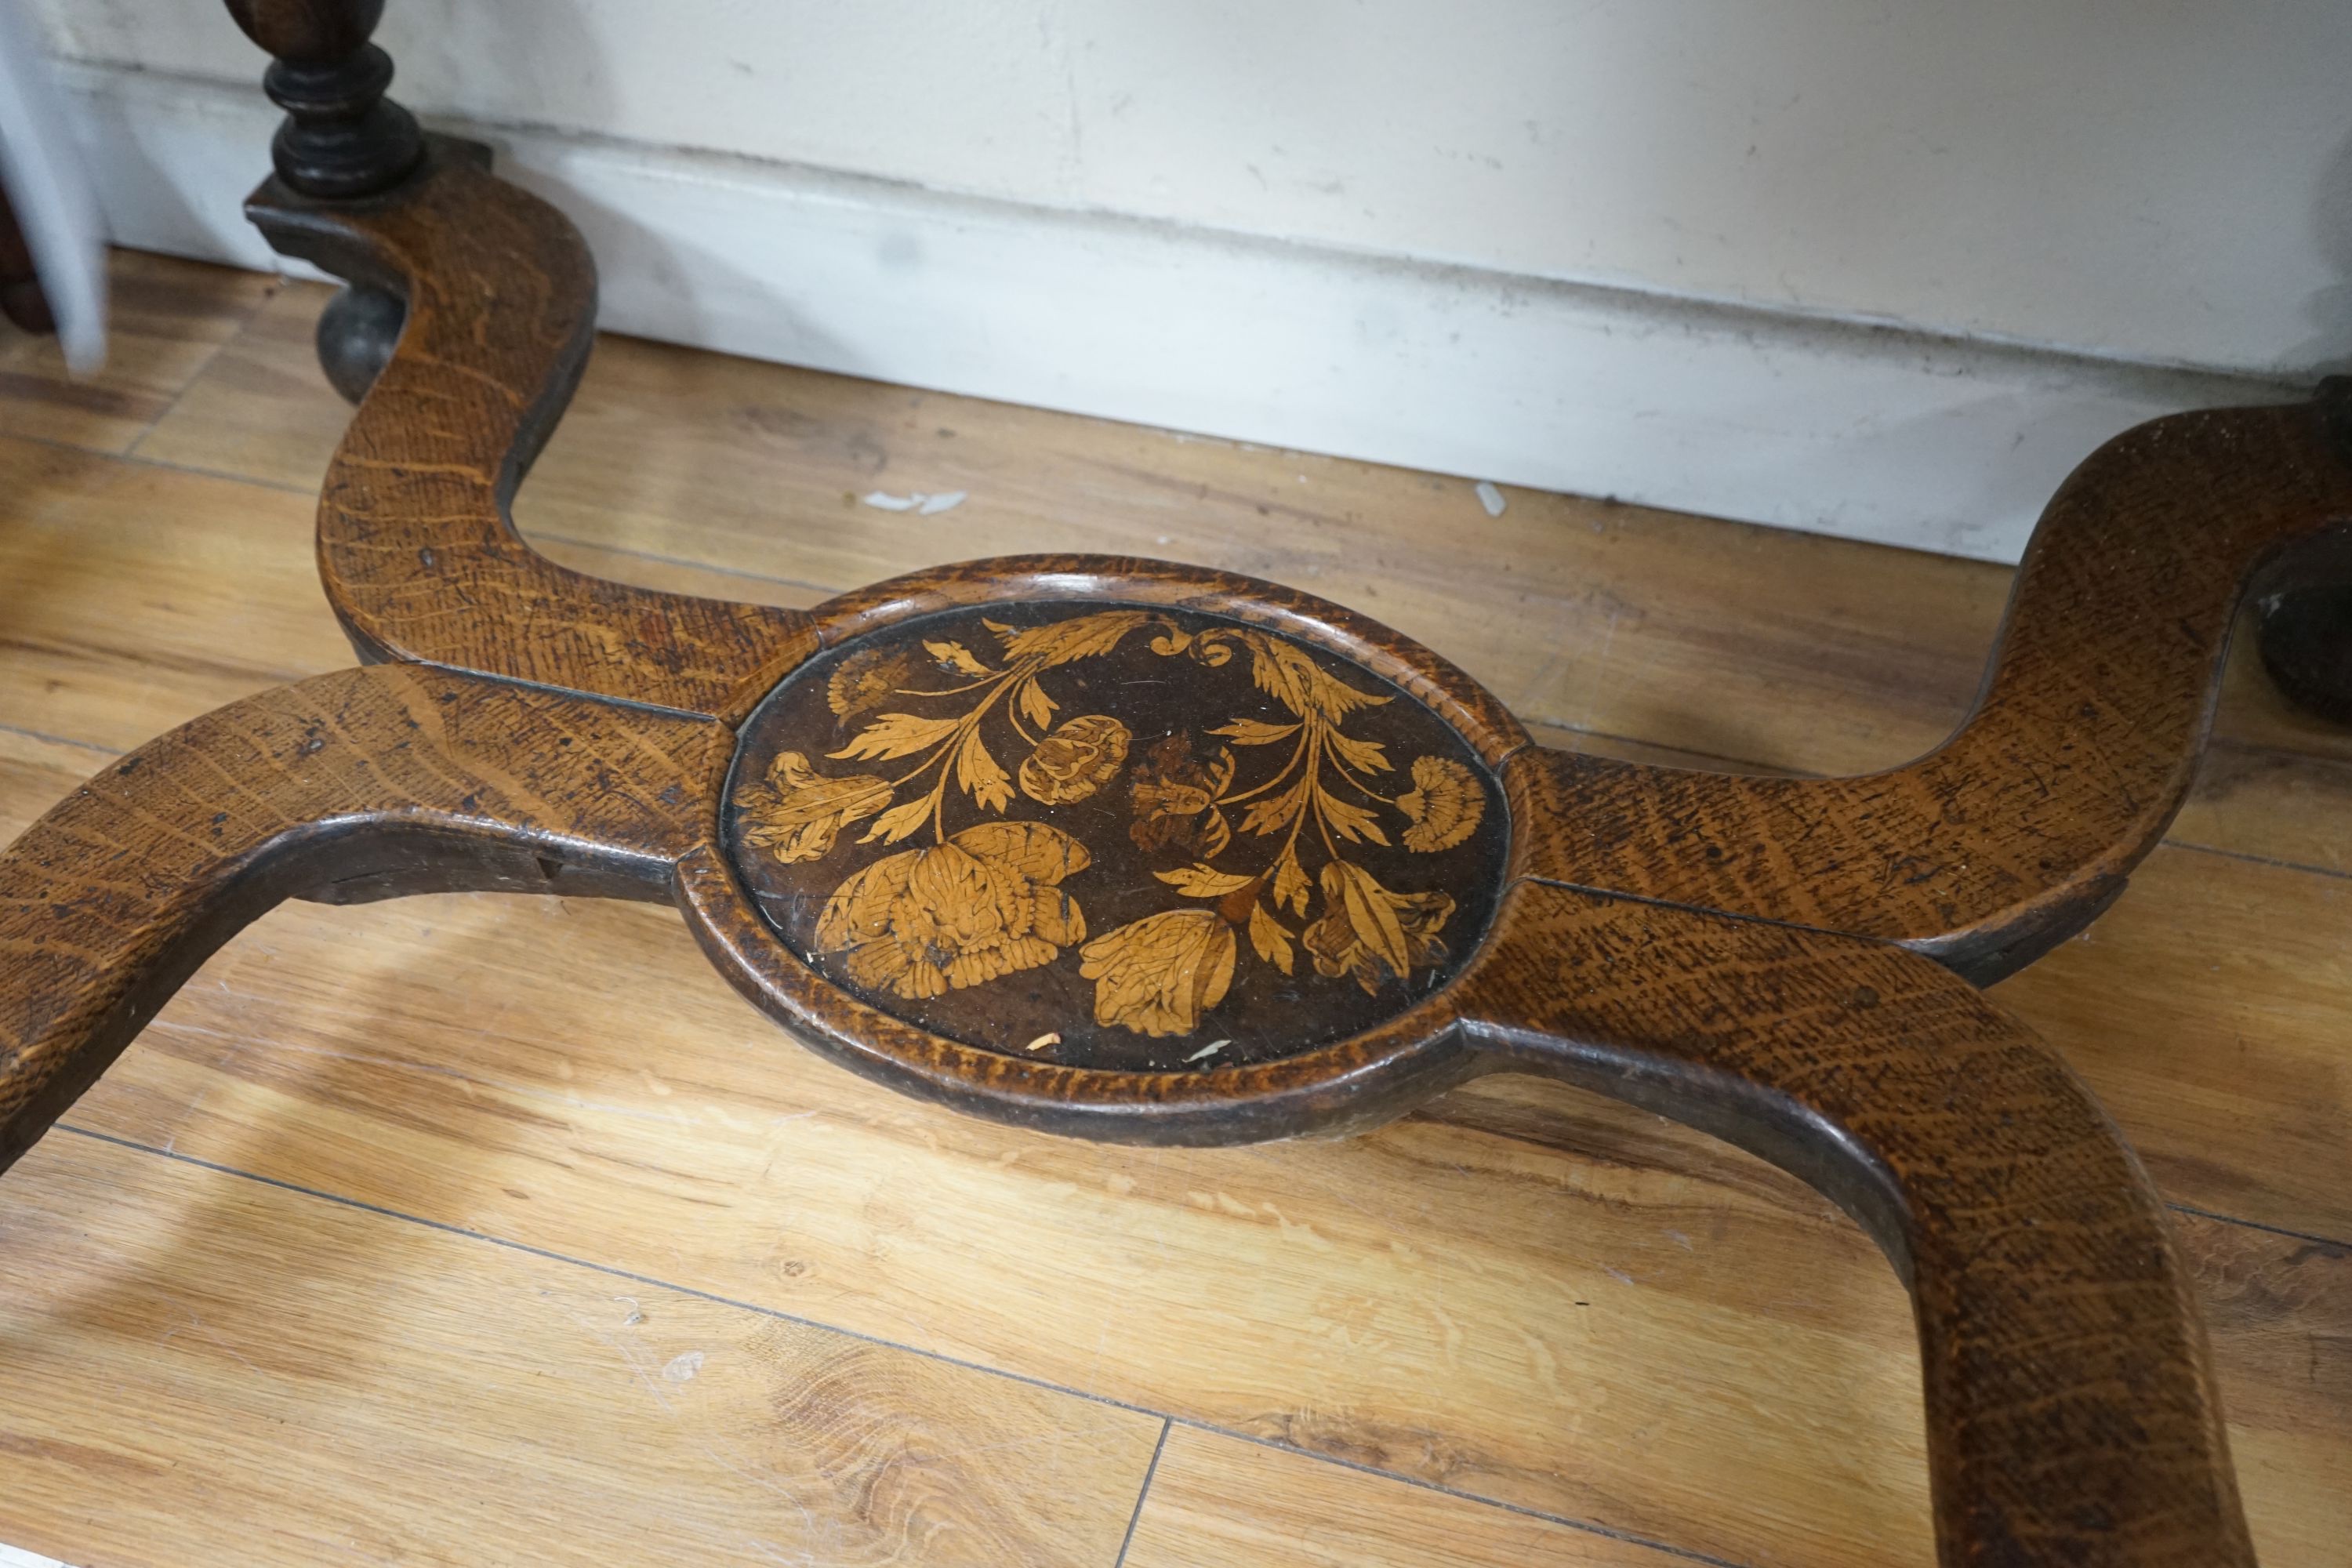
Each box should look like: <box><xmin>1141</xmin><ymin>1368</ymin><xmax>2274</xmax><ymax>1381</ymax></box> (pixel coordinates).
<box><xmin>223</xmin><ymin>0</ymin><xmax>420</xmax><ymax>401</ymax></box>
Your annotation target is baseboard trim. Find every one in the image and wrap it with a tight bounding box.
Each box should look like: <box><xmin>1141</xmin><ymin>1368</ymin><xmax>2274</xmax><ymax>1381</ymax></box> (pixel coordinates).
<box><xmin>53</xmin><ymin>61</ymin><xmax>2296</xmax><ymax>563</ymax></box>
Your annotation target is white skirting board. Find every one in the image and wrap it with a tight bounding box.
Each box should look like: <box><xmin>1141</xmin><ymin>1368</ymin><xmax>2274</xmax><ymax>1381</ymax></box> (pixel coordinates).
<box><xmin>0</xmin><ymin>1545</ymin><xmax>73</xmax><ymax>1567</ymax></box>
<box><xmin>52</xmin><ymin>62</ymin><xmax>2300</xmax><ymax>564</ymax></box>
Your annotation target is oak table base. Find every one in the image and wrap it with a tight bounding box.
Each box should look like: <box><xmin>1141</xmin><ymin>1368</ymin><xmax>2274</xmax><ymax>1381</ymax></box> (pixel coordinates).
<box><xmin>4</xmin><ymin>7</ymin><xmax>2350</xmax><ymax>1566</ymax></box>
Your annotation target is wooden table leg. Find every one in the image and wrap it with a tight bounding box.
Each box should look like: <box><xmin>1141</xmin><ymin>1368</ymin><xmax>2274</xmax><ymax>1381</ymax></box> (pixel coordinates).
<box><xmin>0</xmin><ymin>664</ymin><xmax>726</xmax><ymax>1174</ymax></box>
<box><xmin>1459</xmin><ymin>880</ymin><xmax>2252</xmax><ymax>1568</ymax></box>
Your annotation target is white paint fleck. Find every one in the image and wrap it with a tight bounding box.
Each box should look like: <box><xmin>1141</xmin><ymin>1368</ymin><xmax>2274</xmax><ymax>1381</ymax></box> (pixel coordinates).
<box><xmin>662</xmin><ymin>1351</ymin><xmax>706</xmax><ymax>1382</ymax></box>
<box><xmin>1185</xmin><ymin>1039</ymin><xmax>1232</xmax><ymax>1062</ymax></box>
<box><xmin>862</xmin><ymin>490</ymin><xmax>967</xmax><ymax>514</ymax></box>
<box><xmin>1475</xmin><ymin>480</ymin><xmax>1507</xmax><ymax>517</ymax></box>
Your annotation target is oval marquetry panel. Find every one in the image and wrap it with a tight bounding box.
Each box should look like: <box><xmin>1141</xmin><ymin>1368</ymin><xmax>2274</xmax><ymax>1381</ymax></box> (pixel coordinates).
<box><xmin>722</xmin><ymin>601</ymin><xmax>1508</xmax><ymax>1072</ymax></box>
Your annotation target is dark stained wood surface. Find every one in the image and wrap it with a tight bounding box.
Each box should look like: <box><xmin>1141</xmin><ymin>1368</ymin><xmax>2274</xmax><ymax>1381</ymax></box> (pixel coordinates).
<box><xmin>245</xmin><ymin>146</ymin><xmax>815</xmax><ymax>719</ymax></box>
<box><xmin>725</xmin><ymin>600</ymin><xmax>1508</xmax><ymax>1072</ymax></box>
<box><xmin>224</xmin><ymin>0</ymin><xmax>423</xmax><ymax>198</ymax></box>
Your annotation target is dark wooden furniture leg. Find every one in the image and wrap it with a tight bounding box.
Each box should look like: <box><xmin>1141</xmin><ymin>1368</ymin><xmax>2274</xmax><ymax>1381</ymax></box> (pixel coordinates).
<box><xmin>2</xmin><ymin>3</ymin><xmax>2345</xmax><ymax>1562</ymax></box>
<box><xmin>0</xmin><ymin>182</ymin><xmax>55</xmax><ymax>335</ymax></box>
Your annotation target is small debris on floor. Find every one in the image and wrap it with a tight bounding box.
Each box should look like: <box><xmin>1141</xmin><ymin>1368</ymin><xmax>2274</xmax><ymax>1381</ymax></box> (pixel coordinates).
<box><xmin>1475</xmin><ymin>480</ymin><xmax>1507</xmax><ymax>517</ymax></box>
<box><xmin>861</xmin><ymin>490</ymin><xmax>967</xmax><ymax>515</ymax></box>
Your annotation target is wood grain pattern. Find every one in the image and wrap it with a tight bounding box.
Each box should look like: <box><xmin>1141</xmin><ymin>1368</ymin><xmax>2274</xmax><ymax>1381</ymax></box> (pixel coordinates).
<box><xmin>9</xmin><ymin>248</ymin><xmax>2343</xmax><ymax>1568</ymax></box>
<box><xmin>1506</xmin><ymin>401</ymin><xmax>2352</xmax><ymax>982</ymax></box>
<box><xmin>245</xmin><ymin>147</ymin><xmax>814</xmax><ymax>718</ymax></box>
<box><xmin>39</xmin><ymin>889</ymin><xmax>2352</xmax><ymax>1568</ymax></box>
<box><xmin>1463</xmin><ymin>883</ymin><xmax>2248</xmax><ymax>1567</ymax></box>
<box><xmin>0</xmin><ymin>252</ymin><xmax>276</xmax><ymax>454</ymax></box>
<box><xmin>0</xmin><ymin>662</ymin><xmax>724</xmax><ymax>1171</ymax></box>
<box><xmin>132</xmin><ymin>280</ymin><xmax>2352</xmax><ymax>880</ymax></box>
<box><xmin>0</xmin><ymin>1127</ymin><xmax>1166</xmax><ymax>1566</ymax></box>
<box><xmin>1123</xmin><ymin>1426</ymin><xmax>1679</xmax><ymax>1567</ymax></box>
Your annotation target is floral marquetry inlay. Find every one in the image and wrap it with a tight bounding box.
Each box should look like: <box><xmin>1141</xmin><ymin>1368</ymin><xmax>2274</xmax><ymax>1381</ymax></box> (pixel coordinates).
<box><xmin>722</xmin><ymin>602</ymin><xmax>1508</xmax><ymax>1072</ymax></box>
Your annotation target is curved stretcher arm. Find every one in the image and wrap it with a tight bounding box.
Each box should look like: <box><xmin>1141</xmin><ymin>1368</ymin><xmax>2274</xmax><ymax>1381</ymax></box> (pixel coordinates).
<box><xmin>0</xmin><ymin>664</ymin><xmax>727</xmax><ymax>1173</ymax></box>
<box><xmin>1460</xmin><ymin>881</ymin><xmax>2251</xmax><ymax>1568</ymax></box>
<box><xmin>1508</xmin><ymin>396</ymin><xmax>2352</xmax><ymax>980</ymax></box>
<box><xmin>245</xmin><ymin>141</ymin><xmax>815</xmax><ymax>721</ymax></box>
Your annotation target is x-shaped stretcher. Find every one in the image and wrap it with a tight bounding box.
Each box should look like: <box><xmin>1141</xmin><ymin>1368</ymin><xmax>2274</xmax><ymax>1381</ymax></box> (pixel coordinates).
<box><xmin>6</xmin><ymin>9</ymin><xmax>2352</xmax><ymax>1563</ymax></box>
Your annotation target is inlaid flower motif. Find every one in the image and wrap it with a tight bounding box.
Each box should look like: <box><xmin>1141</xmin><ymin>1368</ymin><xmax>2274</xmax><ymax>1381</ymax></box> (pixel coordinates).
<box><xmin>1127</xmin><ymin>734</ymin><xmax>1233</xmax><ymax>856</ymax></box>
<box><xmin>1019</xmin><ymin>713</ymin><xmax>1132</xmax><ymax>805</ymax></box>
<box><xmin>1398</xmin><ymin>756</ymin><xmax>1483</xmax><ymax>853</ymax></box>
<box><xmin>735</xmin><ymin>751</ymin><xmax>895</xmax><ymax>864</ymax></box>
<box><xmin>826</xmin><ymin>645</ymin><xmax>919</xmax><ymax>723</ymax></box>
<box><xmin>816</xmin><ymin>821</ymin><xmax>1090</xmax><ymax>1000</ymax></box>
<box><xmin>1080</xmin><ymin>907</ymin><xmax>1238</xmax><ymax>1037</ymax></box>
<box><xmin>1301</xmin><ymin>861</ymin><xmax>1454</xmax><ymax>996</ymax></box>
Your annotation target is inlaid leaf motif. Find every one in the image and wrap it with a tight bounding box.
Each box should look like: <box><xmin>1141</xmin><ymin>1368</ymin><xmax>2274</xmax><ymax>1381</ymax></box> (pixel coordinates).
<box><xmin>1016</xmin><ymin>677</ymin><xmax>1058</xmax><ymax>733</ymax></box>
<box><xmin>1210</xmin><ymin>718</ymin><xmax>1300</xmax><ymax>746</ymax></box>
<box><xmin>989</xmin><ymin>609</ymin><xmax>1161</xmax><ymax>668</ymax></box>
<box><xmin>831</xmin><ymin>710</ymin><xmax>964</xmax><ymax>763</ymax></box>
<box><xmin>1323</xmin><ymin>728</ymin><xmax>1391</xmax><ymax>776</ymax></box>
<box><xmin>1315</xmin><ymin>785</ymin><xmax>1389</xmax><ymax>847</ymax></box>
<box><xmin>1239</xmin><ymin>775</ymin><xmax>1311</xmax><ymax>838</ymax></box>
<box><xmin>1080</xmin><ymin>908</ymin><xmax>1238</xmax><ymax>1037</ymax></box>
<box><xmin>1247</xmin><ymin>901</ymin><xmax>1295</xmax><ymax>975</ymax></box>
<box><xmin>1237</xmin><ymin>633</ymin><xmax>1391</xmax><ymax>724</ymax></box>
<box><xmin>1272</xmin><ymin>846</ymin><xmax>1310</xmax><ymax>916</ymax></box>
<box><xmin>924</xmin><ymin>639</ymin><xmax>994</xmax><ymax>678</ymax></box>
<box><xmin>1155</xmin><ymin>863</ymin><xmax>1255</xmax><ymax>898</ymax></box>
<box><xmin>858</xmin><ymin>796</ymin><xmax>934</xmax><ymax>846</ymax></box>
<box><xmin>734</xmin><ymin>752</ymin><xmax>893</xmax><ymax>864</ymax></box>
<box><xmin>956</xmin><ymin>728</ymin><xmax>1013</xmax><ymax>813</ymax></box>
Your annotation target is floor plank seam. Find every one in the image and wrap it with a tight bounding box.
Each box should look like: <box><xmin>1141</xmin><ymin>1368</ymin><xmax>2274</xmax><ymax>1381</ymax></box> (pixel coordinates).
<box><xmin>2168</xmin><ymin>1201</ymin><xmax>2350</xmax><ymax>1252</ymax></box>
<box><xmin>1167</xmin><ymin>1420</ymin><xmax>1755</xmax><ymax>1568</ymax></box>
<box><xmin>1519</xmin><ymin>714</ymin><xmax>1806</xmax><ymax>778</ymax></box>
<box><xmin>49</xmin><ymin>1121</ymin><xmax>1762</xmax><ymax>1564</ymax></box>
<box><xmin>3</xmin><ymin>427</ymin><xmax>317</xmax><ymax>496</ymax></box>
<box><xmin>1110</xmin><ymin>1418</ymin><xmax>1171</xmax><ymax>1567</ymax></box>
<box><xmin>0</xmin><ymin>720</ymin><xmax>123</xmax><ymax>758</ymax></box>
<box><xmin>524</xmin><ymin>528</ymin><xmax>839</xmax><ymax>601</ymax></box>
<box><xmin>122</xmin><ymin>275</ymin><xmax>289</xmax><ymax>463</ymax></box>
<box><xmin>2164</xmin><ymin>837</ymin><xmax>2352</xmax><ymax>886</ymax></box>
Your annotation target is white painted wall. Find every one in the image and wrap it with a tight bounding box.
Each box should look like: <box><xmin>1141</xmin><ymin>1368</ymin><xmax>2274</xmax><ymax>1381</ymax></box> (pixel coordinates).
<box><xmin>24</xmin><ymin>2</ymin><xmax>2352</xmax><ymax>557</ymax></box>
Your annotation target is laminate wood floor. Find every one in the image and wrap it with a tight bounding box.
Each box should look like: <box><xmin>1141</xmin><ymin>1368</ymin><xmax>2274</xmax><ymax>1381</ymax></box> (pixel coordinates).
<box><xmin>0</xmin><ymin>252</ymin><xmax>2344</xmax><ymax>1568</ymax></box>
